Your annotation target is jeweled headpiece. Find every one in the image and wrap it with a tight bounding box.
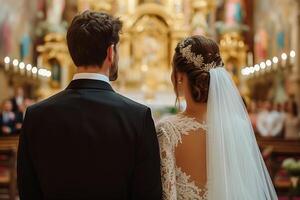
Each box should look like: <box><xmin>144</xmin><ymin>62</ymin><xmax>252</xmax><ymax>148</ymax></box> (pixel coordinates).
<box><xmin>179</xmin><ymin>40</ymin><xmax>218</xmax><ymax>72</ymax></box>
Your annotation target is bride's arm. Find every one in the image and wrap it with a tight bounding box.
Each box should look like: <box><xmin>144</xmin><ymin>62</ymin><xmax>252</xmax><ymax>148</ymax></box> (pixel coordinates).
<box><xmin>157</xmin><ymin>121</ymin><xmax>177</xmax><ymax>200</ymax></box>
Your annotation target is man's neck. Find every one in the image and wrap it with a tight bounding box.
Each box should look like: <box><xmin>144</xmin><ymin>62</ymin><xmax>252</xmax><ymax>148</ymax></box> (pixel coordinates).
<box><xmin>76</xmin><ymin>66</ymin><xmax>109</xmax><ymax>77</ymax></box>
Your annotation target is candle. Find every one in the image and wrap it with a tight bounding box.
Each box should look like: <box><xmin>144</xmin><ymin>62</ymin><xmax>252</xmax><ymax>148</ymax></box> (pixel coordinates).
<box><xmin>290</xmin><ymin>50</ymin><xmax>296</xmax><ymax>64</ymax></box>
<box><xmin>12</xmin><ymin>59</ymin><xmax>19</xmax><ymax>72</ymax></box>
<box><xmin>247</xmin><ymin>52</ymin><xmax>253</xmax><ymax>66</ymax></box>
<box><xmin>4</xmin><ymin>57</ymin><xmax>10</xmax><ymax>71</ymax></box>
<box><xmin>19</xmin><ymin>62</ymin><xmax>25</xmax><ymax>75</ymax></box>
<box><xmin>272</xmin><ymin>56</ymin><xmax>279</xmax><ymax>69</ymax></box>
<box><xmin>281</xmin><ymin>53</ymin><xmax>287</xmax><ymax>67</ymax></box>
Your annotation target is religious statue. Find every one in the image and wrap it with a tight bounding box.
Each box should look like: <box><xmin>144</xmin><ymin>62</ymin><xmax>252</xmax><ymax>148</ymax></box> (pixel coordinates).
<box><xmin>225</xmin><ymin>0</ymin><xmax>244</xmax><ymax>26</ymax></box>
<box><xmin>0</xmin><ymin>16</ymin><xmax>12</xmax><ymax>56</ymax></box>
<box><xmin>140</xmin><ymin>35</ymin><xmax>165</xmax><ymax>99</ymax></box>
<box><xmin>46</xmin><ymin>0</ymin><xmax>67</xmax><ymax>33</ymax></box>
<box><xmin>47</xmin><ymin>0</ymin><xmax>65</xmax><ymax>26</ymax></box>
<box><xmin>226</xmin><ymin>57</ymin><xmax>240</xmax><ymax>85</ymax></box>
<box><xmin>20</xmin><ymin>33</ymin><xmax>31</xmax><ymax>60</ymax></box>
<box><xmin>192</xmin><ymin>12</ymin><xmax>208</xmax><ymax>35</ymax></box>
<box><xmin>49</xmin><ymin>58</ymin><xmax>62</xmax><ymax>88</ymax></box>
<box><xmin>275</xmin><ymin>14</ymin><xmax>285</xmax><ymax>51</ymax></box>
<box><xmin>254</xmin><ymin>27</ymin><xmax>269</xmax><ymax>61</ymax></box>
<box><xmin>142</xmin><ymin>36</ymin><xmax>162</xmax><ymax>66</ymax></box>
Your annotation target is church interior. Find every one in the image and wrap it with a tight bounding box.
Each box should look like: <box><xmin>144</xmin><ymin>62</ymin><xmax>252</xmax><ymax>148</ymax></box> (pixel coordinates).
<box><xmin>0</xmin><ymin>0</ymin><xmax>300</xmax><ymax>199</ymax></box>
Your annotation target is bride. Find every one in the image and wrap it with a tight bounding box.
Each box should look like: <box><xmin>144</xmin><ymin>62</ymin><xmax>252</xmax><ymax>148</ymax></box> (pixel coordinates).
<box><xmin>156</xmin><ymin>35</ymin><xmax>278</xmax><ymax>200</ymax></box>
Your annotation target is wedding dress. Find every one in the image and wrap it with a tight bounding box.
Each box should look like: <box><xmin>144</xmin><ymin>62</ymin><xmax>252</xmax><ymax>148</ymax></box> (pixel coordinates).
<box><xmin>156</xmin><ymin>114</ymin><xmax>208</xmax><ymax>200</ymax></box>
<box><xmin>156</xmin><ymin>67</ymin><xmax>278</xmax><ymax>200</ymax></box>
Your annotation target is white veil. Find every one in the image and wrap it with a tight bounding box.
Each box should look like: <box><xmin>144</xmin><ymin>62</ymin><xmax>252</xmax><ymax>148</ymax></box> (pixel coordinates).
<box><xmin>207</xmin><ymin>67</ymin><xmax>278</xmax><ymax>200</ymax></box>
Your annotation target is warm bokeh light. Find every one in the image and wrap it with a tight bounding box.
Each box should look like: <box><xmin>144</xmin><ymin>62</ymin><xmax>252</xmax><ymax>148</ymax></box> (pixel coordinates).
<box><xmin>32</xmin><ymin>67</ymin><xmax>38</xmax><ymax>74</ymax></box>
<box><xmin>12</xmin><ymin>59</ymin><xmax>19</xmax><ymax>66</ymax></box>
<box><xmin>266</xmin><ymin>60</ymin><xmax>272</xmax><ymax>67</ymax></box>
<box><xmin>26</xmin><ymin>64</ymin><xmax>32</xmax><ymax>71</ymax></box>
<box><xmin>19</xmin><ymin>62</ymin><xmax>25</xmax><ymax>69</ymax></box>
<box><xmin>281</xmin><ymin>53</ymin><xmax>288</xmax><ymax>60</ymax></box>
<box><xmin>272</xmin><ymin>56</ymin><xmax>279</xmax><ymax>64</ymax></box>
<box><xmin>290</xmin><ymin>50</ymin><xmax>296</xmax><ymax>58</ymax></box>
<box><xmin>260</xmin><ymin>62</ymin><xmax>266</xmax><ymax>69</ymax></box>
<box><xmin>4</xmin><ymin>56</ymin><xmax>10</xmax><ymax>64</ymax></box>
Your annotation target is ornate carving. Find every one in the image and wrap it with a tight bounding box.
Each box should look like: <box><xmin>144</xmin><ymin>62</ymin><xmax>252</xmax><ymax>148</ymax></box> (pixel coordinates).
<box><xmin>37</xmin><ymin>33</ymin><xmax>75</xmax><ymax>94</ymax></box>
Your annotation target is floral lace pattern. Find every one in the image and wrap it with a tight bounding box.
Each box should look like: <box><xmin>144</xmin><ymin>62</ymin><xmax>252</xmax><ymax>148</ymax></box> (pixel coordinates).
<box><xmin>156</xmin><ymin>114</ymin><xmax>208</xmax><ymax>200</ymax></box>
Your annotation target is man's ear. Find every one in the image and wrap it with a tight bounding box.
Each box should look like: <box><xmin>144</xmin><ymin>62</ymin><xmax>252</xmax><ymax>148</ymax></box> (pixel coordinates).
<box><xmin>107</xmin><ymin>45</ymin><xmax>114</xmax><ymax>63</ymax></box>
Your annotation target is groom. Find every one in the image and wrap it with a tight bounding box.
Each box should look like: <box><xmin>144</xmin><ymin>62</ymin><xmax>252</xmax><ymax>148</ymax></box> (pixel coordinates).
<box><xmin>17</xmin><ymin>11</ymin><xmax>162</xmax><ymax>200</ymax></box>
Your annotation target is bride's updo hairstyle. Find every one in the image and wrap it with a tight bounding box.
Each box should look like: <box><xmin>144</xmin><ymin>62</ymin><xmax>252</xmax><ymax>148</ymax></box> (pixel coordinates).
<box><xmin>173</xmin><ymin>35</ymin><xmax>224</xmax><ymax>103</ymax></box>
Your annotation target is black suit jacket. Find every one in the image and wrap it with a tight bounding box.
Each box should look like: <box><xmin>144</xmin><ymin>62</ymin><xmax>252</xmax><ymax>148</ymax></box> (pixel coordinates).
<box><xmin>17</xmin><ymin>79</ymin><xmax>162</xmax><ymax>200</ymax></box>
<box><xmin>11</xmin><ymin>97</ymin><xmax>21</xmax><ymax>112</ymax></box>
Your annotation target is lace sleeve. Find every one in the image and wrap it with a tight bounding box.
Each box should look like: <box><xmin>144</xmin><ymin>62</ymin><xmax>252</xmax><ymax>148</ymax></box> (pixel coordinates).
<box><xmin>156</xmin><ymin>121</ymin><xmax>177</xmax><ymax>200</ymax></box>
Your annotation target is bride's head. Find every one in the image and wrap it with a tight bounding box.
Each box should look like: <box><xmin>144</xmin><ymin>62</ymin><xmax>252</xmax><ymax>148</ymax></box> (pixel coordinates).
<box><xmin>172</xmin><ymin>35</ymin><xmax>224</xmax><ymax>106</ymax></box>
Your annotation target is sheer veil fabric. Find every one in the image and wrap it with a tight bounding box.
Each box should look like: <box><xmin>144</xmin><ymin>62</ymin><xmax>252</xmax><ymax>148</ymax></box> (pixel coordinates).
<box><xmin>207</xmin><ymin>67</ymin><xmax>278</xmax><ymax>200</ymax></box>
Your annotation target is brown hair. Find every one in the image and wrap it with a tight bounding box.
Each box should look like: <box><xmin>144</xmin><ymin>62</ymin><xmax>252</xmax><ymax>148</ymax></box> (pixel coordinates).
<box><xmin>67</xmin><ymin>11</ymin><xmax>122</xmax><ymax>67</ymax></box>
<box><xmin>173</xmin><ymin>35</ymin><xmax>223</xmax><ymax>103</ymax></box>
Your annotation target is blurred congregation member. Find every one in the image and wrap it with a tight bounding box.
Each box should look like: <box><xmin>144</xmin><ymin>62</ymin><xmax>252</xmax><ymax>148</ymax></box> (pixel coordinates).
<box><xmin>257</xmin><ymin>101</ymin><xmax>277</xmax><ymax>137</ymax></box>
<box><xmin>15</xmin><ymin>98</ymin><xmax>35</xmax><ymax>133</ymax></box>
<box><xmin>257</xmin><ymin>101</ymin><xmax>273</xmax><ymax>137</ymax></box>
<box><xmin>257</xmin><ymin>100</ymin><xmax>264</xmax><ymax>112</ymax></box>
<box><xmin>10</xmin><ymin>87</ymin><xmax>25</xmax><ymax>112</ymax></box>
<box><xmin>269</xmin><ymin>102</ymin><xmax>285</xmax><ymax>137</ymax></box>
<box><xmin>284</xmin><ymin>101</ymin><xmax>300</xmax><ymax>139</ymax></box>
<box><xmin>248</xmin><ymin>101</ymin><xmax>258</xmax><ymax>132</ymax></box>
<box><xmin>0</xmin><ymin>100</ymin><xmax>17</xmax><ymax>136</ymax></box>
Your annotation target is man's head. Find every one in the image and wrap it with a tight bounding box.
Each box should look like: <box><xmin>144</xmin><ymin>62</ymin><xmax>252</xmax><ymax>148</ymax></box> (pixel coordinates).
<box><xmin>264</xmin><ymin>101</ymin><xmax>272</xmax><ymax>111</ymax></box>
<box><xmin>67</xmin><ymin>11</ymin><xmax>122</xmax><ymax>81</ymax></box>
<box><xmin>2</xmin><ymin>100</ymin><xmax>12</xmax><ymax>112</ymax></box>
<box><xmin>16</xmin><ymin>87</ymin><xmax>24</xmax><ymax>97</ymax></box>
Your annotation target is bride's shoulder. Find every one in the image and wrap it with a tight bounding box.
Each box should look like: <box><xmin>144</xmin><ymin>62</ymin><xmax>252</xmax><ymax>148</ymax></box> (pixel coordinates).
<box><xmin>156</xmin><ymin>114</ymin><xmax>178</xmax><ymax>124</ymax></box>
<box><xmin>156</xmin><ymin>114</ymin><xmax>193</xmax><ymax>137</ymax></box>
<box><xmin>155</xmin><ymin>114</ymin><xmax>182</xmax><ymax>146</ymax></box>
<box><xmin>156</xmin><ymin>113</ymin><xmax>207</xmax><ymax>137</ymax></box>
<box><xmin>155</xmin><ymin>114</ymin><xmax>180</xmax><ymax>134</ymax></box>
<box><xmin>156</xmin><ymin>114</ymin><xmax>175</xmax><ymax>127</ymax></box>
<box><xmin>156</xmin><ymin>114</ymin><xmax>182</xmax><ymax>129</ymax></box>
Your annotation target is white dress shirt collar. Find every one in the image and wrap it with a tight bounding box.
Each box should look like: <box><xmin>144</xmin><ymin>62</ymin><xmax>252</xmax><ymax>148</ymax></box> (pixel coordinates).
<box><xmin>72</xmin><ymin>73</ymin><xmax>110</xmax><ymax>84</ymax></box>
<box><xmin>16</xmin><ymin>96</ymin><xmax>24</xmax><ymax>106</ymax></box>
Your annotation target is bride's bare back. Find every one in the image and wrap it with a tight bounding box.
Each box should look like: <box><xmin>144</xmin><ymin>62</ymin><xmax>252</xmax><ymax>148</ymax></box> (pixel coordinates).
<box><xmin>175</xmin><ymin>128</ymin><xmax>207</xmax><ymax>188</ymax></box>
<box><xmin>156</xmin><ymin>114</ymin><xmax>207</xmax><ymax>200</ymax></box>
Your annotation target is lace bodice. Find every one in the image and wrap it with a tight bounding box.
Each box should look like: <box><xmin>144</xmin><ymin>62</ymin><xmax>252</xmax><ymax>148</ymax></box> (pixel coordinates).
<box><xmin>156</xmin><ymin>114</ymin><xmax>208</xmax><ymax>200</ymax></box>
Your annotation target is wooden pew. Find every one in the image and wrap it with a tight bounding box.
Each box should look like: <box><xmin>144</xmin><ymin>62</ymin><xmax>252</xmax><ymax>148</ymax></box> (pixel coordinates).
<box><xmin>257</xmin><ymin>137</ymin><xmax>300</xmax><ymax>154</ymax></box>
<box><xmin>257</xmin><ymin>137</ymin><xmax>300</xmax><ymax>195</ymax></box>
<box><xmin>0</xmin><ymin>136</ymin><xmax>19</xmax><ymax>200</ymax></box>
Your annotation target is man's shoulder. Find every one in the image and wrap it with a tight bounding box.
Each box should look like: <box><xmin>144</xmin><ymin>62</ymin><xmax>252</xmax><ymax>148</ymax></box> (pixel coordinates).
<box><xmin>28</xmin><ymin>90</ymin><xmax>149</xmax><ymax>115</ymax></box>
<box><xmin>113</xmin><ymin>92</ymin><xmax>149</xmax><ymax>112</ymax></box>
<box><xmin>27</xmin><ymin>91</ymin><xmax>67</xmax><ymax>114</ymax></box>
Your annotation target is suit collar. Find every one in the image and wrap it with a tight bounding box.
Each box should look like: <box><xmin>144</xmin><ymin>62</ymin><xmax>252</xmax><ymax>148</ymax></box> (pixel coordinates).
<box><xmin>72</xmin><ymin>73</ymin><xmax>110</xmax><ymax>84</ymax></box>
<box><xmin>66</xmin><ymin>79</ymin><xmax>114</xmax><ymax>92</ymax></box>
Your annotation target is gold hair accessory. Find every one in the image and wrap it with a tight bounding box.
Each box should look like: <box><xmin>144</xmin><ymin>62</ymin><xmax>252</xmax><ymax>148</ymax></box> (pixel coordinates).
<box><xmin>179</xmin><ymin>43</ymin><xmax>218</xmax><ymax>72</ymax></box>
